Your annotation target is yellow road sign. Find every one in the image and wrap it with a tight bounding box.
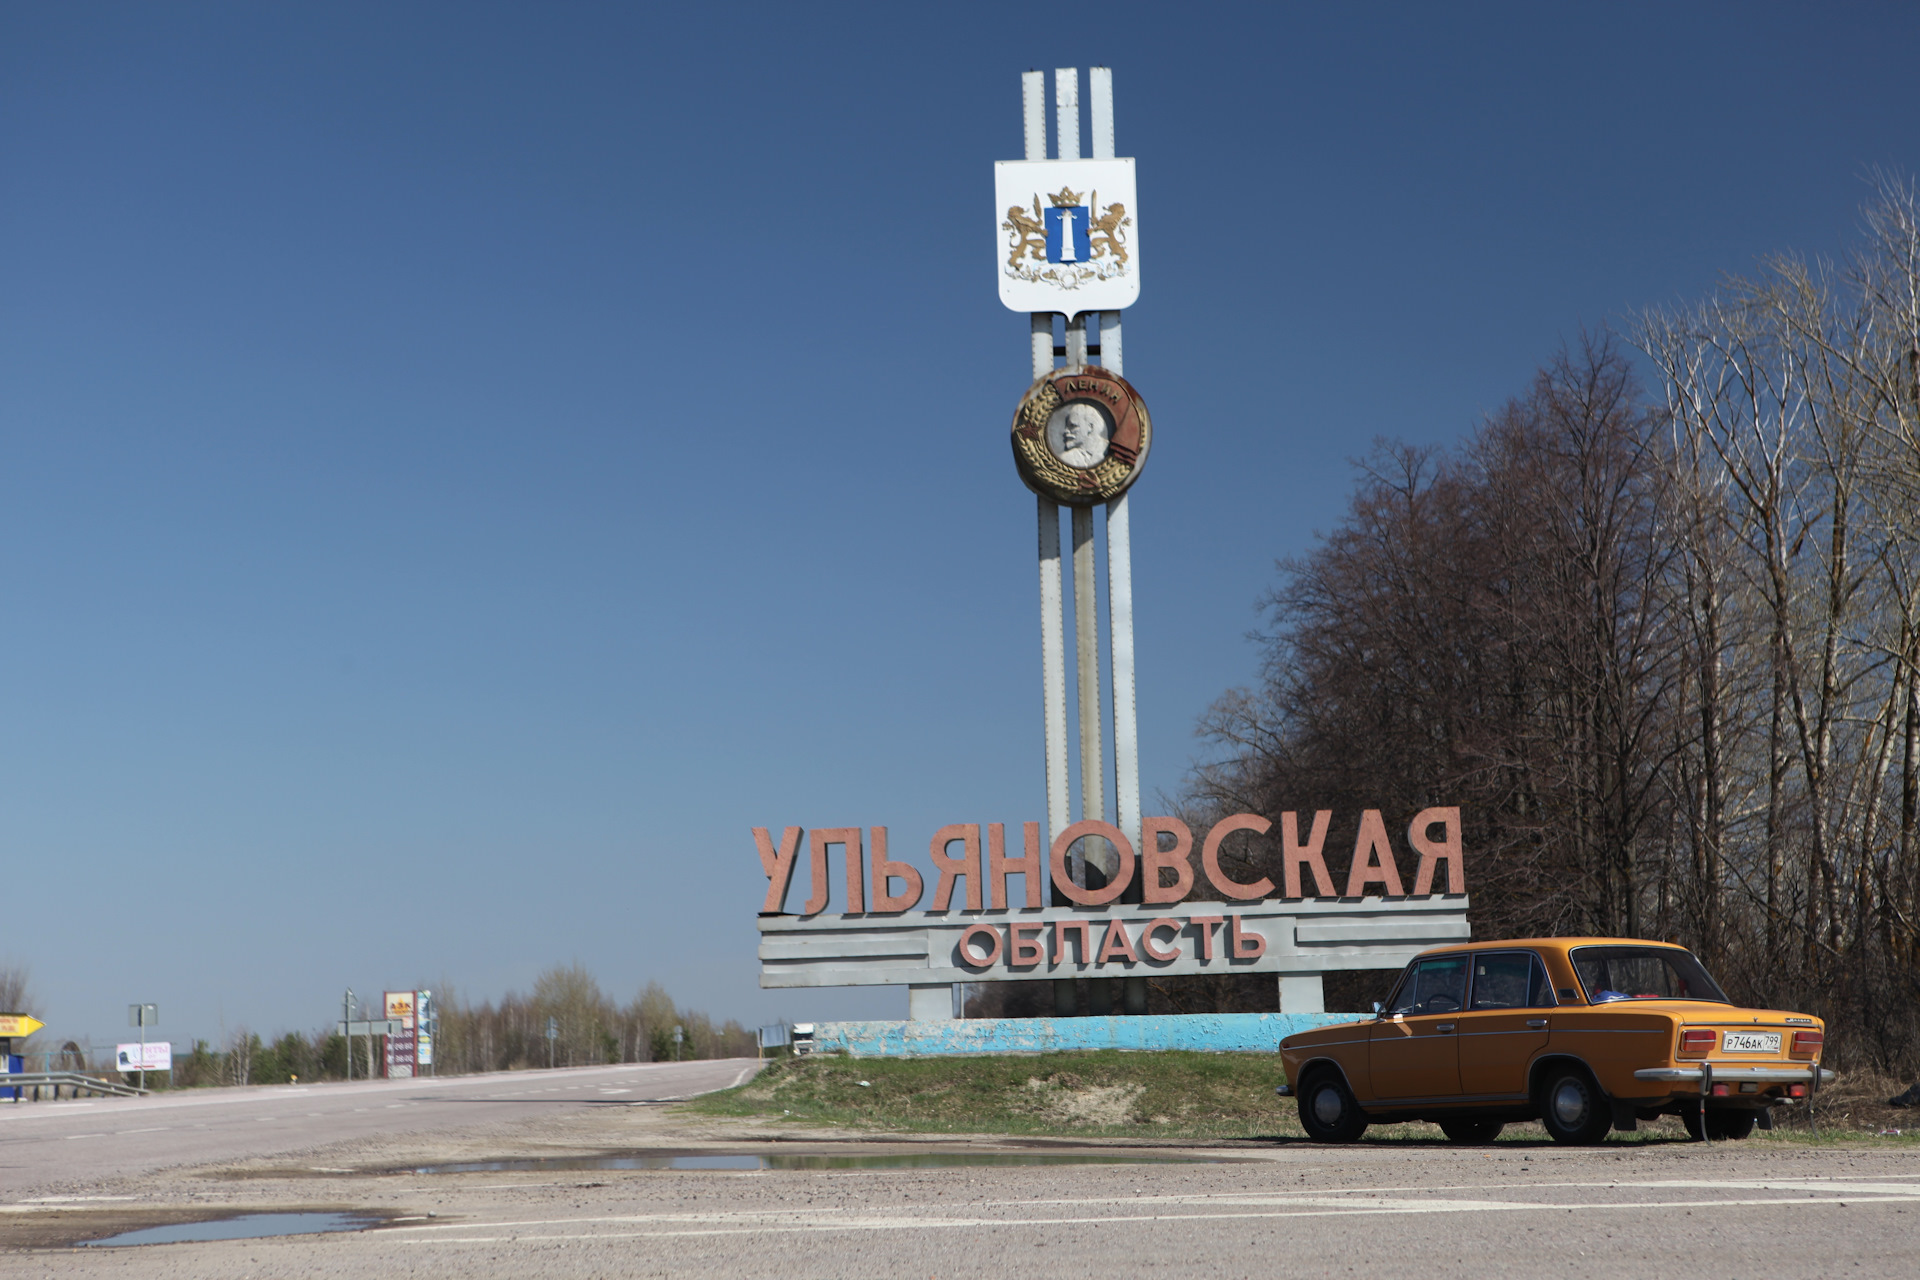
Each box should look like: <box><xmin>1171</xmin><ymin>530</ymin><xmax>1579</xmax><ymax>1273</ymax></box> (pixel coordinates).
<box><xmin>0</xmin><ymin>1014</ymin><xmax>45</xmax><ymax>1038</ymax></box>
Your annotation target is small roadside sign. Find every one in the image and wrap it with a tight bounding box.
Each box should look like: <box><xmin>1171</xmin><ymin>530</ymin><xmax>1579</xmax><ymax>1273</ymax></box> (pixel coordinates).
<box><xmin>0</xmin><ymin>1015</ymin><xmax>44</xmax><ymax>1038</ymax></box>
<box><xmin>117</xmin><ymin>1042</ymin><xmax>172</xmax><ymax>1072</ymax></box>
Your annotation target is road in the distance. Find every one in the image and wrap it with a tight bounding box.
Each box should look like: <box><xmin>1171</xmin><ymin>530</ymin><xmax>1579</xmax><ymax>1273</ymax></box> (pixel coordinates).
<box><xmin>0</xmin><ymin>1057</ymin><xmax>756</xmax><ymax>1196</ymax></box>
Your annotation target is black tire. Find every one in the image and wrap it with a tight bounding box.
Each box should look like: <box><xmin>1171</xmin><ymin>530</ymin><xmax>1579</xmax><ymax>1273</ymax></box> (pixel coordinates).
<box><xmin>1297</xmin><ymin>1070</ymin><xmax>1369</xmax><ymax>1143</ymax></box>
<box><xmin>1438</xmin><ymin>1118</ymin><xmax>1505</xmax><ymax>1145</ymax></box>
<box><xmin>1538</xmin><ymin>1067</ymin><xmax>1613</xmax><ymax>1146</ymax></box>
<box><xmin>1685</xmin><ymin>1108</ymin><xmax>1757</xmax><ymax>1141</ymax></box>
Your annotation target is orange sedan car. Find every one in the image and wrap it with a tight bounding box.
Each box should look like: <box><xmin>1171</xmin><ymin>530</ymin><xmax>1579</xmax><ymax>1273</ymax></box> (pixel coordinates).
<box><xmin>1276</xmin><ymin>938</ymin><xmax>1831</xmax><ymax>1144</ymax></box>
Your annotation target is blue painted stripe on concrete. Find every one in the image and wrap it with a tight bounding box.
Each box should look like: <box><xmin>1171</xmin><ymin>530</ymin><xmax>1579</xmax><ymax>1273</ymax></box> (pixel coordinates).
<box><xmin>808</xmin><ymin>1012</ymin><xmax>1367</xmax><ymax>1057</ymax></box>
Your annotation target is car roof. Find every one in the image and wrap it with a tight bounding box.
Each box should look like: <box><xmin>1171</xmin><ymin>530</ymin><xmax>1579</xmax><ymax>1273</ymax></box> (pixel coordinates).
<box><xmin>1413</xmin><ymin>937</ymin><xmax>1693</xmax><ymax>957</ymax></box>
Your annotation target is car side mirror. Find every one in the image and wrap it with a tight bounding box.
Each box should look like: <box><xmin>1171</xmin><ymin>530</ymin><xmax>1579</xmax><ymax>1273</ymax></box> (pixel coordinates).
<box><xmin>1371</xmin><ymin>1001</ymin><xmax>1385</xmax><ymax>1019</ymax></box>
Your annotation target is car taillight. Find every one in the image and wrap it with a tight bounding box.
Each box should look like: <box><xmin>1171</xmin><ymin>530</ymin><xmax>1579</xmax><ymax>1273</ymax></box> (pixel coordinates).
<box><xmin>1711</xmin><ymin>1083</ymin><xmax>1730</xmax><ymax>1096</ymax></box>
<box><xmin>1679</xmin><ymin>1028</ymin><xmax>1716</xmax><ymax>1055</ymax></box>
<box><xmin>1791</xmin><ymin>1031</ymin><xmax>1823</xmax><ymax>1055</ymax></box>
<box><xmin>1788</xmin><ymin>1084</ymin><xmax>1806</xmax><ymax>1098</ymax></box>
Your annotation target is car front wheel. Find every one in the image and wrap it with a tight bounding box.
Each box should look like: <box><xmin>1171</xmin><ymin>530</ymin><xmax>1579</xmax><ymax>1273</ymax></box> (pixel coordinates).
<box><xmin>1297</xmin><ymin>1070</ymin><xmax>1369</xmax><ymax>1144</ymax></box>
<box><xmin>1538</xmin><ymin>1067</ymin><xmax>1612</xmax><ymax>1145</ymax></box>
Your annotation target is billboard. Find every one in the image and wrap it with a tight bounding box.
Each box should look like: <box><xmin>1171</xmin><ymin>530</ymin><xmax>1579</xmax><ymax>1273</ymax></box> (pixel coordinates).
<box><xmin>116</xmin><ymin>1042</ymin><xmax>172</xmax><ymax>1072</ymax></box>
<box><xmin>384</xmin><ymin>990</ymin><xmax>416</xmax><ymax>1079</ymax></box>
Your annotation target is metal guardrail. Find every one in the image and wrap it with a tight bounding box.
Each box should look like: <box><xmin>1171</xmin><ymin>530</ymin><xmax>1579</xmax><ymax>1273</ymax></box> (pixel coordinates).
<box><xmin>3</xmin><ymin>1071</ymin><xmax>149</xmax><ymax>1099</ymax></box>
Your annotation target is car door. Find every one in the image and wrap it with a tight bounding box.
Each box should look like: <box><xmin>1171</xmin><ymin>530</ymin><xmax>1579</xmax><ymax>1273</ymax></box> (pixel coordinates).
<box><xmin>1456</xmin><ymin>950</ymin><xmax>1554</xmax><ymax>1098</ymax></box>
<box><xmin>1368</xmin><ymin>954</ymin><xmax>1466</xmax><ymax>1102</ymax></box>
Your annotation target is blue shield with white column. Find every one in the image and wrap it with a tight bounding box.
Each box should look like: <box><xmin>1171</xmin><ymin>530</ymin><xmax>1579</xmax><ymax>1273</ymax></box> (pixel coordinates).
<box><xmin>1044</xmin><ymin>204</ymin><xmax>1091</xmax><ymax>264</ymax></box>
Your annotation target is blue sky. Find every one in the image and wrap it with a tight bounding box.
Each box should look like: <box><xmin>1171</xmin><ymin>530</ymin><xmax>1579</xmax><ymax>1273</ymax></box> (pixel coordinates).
<box><xmin>5</xmin><ymin>2</ymin><xmax>1919</xmax><ymax>1047</ymax></box>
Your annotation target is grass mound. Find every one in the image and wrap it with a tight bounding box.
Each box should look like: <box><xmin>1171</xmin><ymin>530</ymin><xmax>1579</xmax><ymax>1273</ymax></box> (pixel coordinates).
<box><xmin>687</xmin><ymin>1050</ymin><xmax>1296</xmax><ymax>1140</ymax></box>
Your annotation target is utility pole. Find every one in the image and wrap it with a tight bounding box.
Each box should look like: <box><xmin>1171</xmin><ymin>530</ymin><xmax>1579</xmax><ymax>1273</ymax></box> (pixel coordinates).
<box><xmin>127</xmin><ymin>1004</ymin><xmax>156</xmax><ymax>1092</ymax></box>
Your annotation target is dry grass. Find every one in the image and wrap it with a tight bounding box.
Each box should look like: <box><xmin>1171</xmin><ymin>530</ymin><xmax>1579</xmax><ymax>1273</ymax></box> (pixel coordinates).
<box><xmin>688</xmin><ymin>1050</ymin><xmax>1299</xmax><ymax>1140</ymax></box>
<box><xmin>690</xmin><ymin>1053</ymin><xmax>1920</xmax><ymax>1146</ymax></box>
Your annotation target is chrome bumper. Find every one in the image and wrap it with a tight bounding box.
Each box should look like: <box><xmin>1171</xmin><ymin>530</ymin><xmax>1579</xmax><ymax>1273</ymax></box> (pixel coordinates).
<box><xmin>1634</xmin><ymin>1065</ymin><xmax>1836</xmax><ymax>1084</ymax></box>
<box><xmin>1275</xmin><ymin>1083</ymin><xmax>1293</xmax><ymax>1097</ymax></box>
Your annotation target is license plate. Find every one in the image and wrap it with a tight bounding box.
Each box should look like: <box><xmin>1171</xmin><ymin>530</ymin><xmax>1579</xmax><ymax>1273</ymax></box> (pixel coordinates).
<box><xmin>1721</xmin><ymin>1031</ymin><xmax>1781</xmax><ymax>1053</ymax></box>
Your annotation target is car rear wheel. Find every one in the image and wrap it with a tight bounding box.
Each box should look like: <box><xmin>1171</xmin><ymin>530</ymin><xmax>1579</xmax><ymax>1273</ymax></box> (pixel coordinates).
<box><xmin>1538</xmin><ymin>1067</ymin><xmax>1613</xmax><ymax>1146</ymax></box>
<box><xmin>1438</xmin><ymin>1118</ymin><xmax>1505</xmax><ymax>1144</ymax></box>
<box><xmin>1297</xmin><ymin>1070</ymin><xmax>1368</xmax><ymax>1144</ymax></box>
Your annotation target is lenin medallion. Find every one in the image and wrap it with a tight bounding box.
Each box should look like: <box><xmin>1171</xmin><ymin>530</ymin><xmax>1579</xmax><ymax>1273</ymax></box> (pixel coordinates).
<box><xmin>1010</xmin><ymin>365</ymin><xmax>1152</xmax><ymax>505</ymax></box>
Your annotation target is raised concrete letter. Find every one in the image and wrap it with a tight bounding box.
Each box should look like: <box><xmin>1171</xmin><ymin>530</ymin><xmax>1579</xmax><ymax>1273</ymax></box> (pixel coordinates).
<box><xmin>1408</xmin><ymin>806</ymin><xmax>1466</xmax><ymax>895</ymax></box>
<box><xmin>868</xmin><ymin>826</ymin><xmax>924</xmax><ymax>913</ymax></box>
<box><xmin>808</xmin><ymin>828</ymin><xmax>862</xmax><ymax>915</ymax></box>
<box><xmin>929</xmin><ymin>824</ymin><xmax>983</xmax><ymax>911</ymax></box>
<box><xmin>1009</xmin><ymin>922</ymin><xmax>1046</xmax><ymax>967</ymax></box>
<box><xmin>1140</xmin><ymin>815</ymin><xmax>1194</xmax><ymax>904</ymax></box>
<box><xmin>1282</xmin><ymin>810</ymin><xmax>1338</xmax><ymax>899</ymax></box>
<box><xmin>1201</xmin><ymin>814</ymin><xmax>1275</xmax><ymax>901</ymax></box>
<box><xmin>988</xmin><ymin>822</ymin><xmax>1045</xmax><ymax>910</ymax></box>
<box><xmin>1053</xmin><ymin>918</ymin><xmax>1093</xmax><ymax>964</ymax></box>
<box><xmin>1141</xmin><ymin>917</ymin><xmax>1182</xmax><ymax>961</ymax></box>
<box><xmin>1345</xmin><ymin>809</ymin><xmax>1406</xmax><ymax>897</ymax></box>
<box><xmin>1188</xmin><ymin>914</ymin><xmax>1225</xmax><ymax>961</ymax></box>
<box><xmin>959</xmin><ymin>923</ymin><xmax>1004</xmax><ymax>968</ymax></box>
<box><xmin>1096</xmin><ymin>919</ymin><xmax>1139</xmax><ymax>965</ymax></box>
<box><xmin>1048</xmin><ymin>820</ymin><xmax>1136</xmax><ymax>906</ymax></box>
<box><xmin>753</xmin><ymin>826</ymin><xmax>803</xmax><ymax>915</ymax></box>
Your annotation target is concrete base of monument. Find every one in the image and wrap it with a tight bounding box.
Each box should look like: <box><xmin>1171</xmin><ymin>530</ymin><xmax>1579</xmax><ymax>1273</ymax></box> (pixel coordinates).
<box><xmin>805</xmin><ymin>1012</ymin><xmax>1360</xmax><ymax>1057</ymax></box>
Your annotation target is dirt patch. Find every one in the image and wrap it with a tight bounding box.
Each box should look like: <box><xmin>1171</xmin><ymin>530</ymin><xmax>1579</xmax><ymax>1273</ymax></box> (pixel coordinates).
<box><xmin>1025</xmin><ymin>1076</ymin><xmax>1146</xmax><ymax>1126</ymax></box>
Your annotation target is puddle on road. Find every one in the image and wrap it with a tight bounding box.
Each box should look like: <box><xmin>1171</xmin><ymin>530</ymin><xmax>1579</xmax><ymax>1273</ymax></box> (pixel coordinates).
<box><xmin>404</xmin><ymin>1151</ymin><xmax>1229</xmax><ymax>1173</ymax></box>
<box><xmin>80</xmin><ymin>1212</ymin><xmax>381</xmax><ymax>1247</ymax></box>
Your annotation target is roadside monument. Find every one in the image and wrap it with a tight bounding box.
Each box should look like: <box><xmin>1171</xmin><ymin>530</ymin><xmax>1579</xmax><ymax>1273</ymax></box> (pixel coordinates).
<box><xmin>752</xmin><ymin>69</ymin><xmax>1471</xmax><ymax>1037</ymax></box>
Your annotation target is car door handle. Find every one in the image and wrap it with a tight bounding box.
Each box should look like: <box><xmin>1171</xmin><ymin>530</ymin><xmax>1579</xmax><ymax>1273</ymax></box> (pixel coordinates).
<box><xmin>1435</xmin><ymin>1023</ymin><xmax>1455</xmax><ymax>1033</ymax></box>
<box><xmin>1527</xmin><ymin>1019</ymin><xmax>1548</xmax><ymax>1029</ymax></box>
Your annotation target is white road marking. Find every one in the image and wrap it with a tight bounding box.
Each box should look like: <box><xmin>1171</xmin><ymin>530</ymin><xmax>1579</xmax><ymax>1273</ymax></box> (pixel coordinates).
<box><xmin>394</xmin><ymin>1190</ymin><xmax>1920</xmax><ymax>1245</ymax></box>
<box><xmin>991</xmin><ymin>1176</ymin><xmax>1920</xmax><ymax>1209</ymax></box>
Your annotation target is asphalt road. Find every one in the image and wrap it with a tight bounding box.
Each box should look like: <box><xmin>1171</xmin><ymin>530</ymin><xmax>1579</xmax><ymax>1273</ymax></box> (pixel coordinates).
<box><xmin>0</xmin><ymin>1057</ymin><xmax>756</xmax><ymax>1195</ymax></box>
<box><xmin>4</xmin><ymin>1060</ymin><xmax>1917</xmax><ymax>1278</ymax></box>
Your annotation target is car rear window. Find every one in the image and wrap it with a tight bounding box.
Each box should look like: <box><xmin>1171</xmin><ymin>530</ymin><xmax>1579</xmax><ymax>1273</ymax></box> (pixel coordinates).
<box><xmin>1569</xmin><ymin>946</ymin><xmax>1730</xmax><ymax>1004</ymax></box>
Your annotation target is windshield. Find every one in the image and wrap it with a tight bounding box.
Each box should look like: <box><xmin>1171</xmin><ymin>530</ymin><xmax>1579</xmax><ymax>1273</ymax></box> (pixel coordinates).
<box><xmin>1569</xmin><ymin>945</ymin><xmax>1730</xmax><ymax>1005</ymax></box>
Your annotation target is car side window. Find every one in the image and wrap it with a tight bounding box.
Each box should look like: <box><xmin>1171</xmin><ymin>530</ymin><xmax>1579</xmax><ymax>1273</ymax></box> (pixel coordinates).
<box><xmin>1527</xmin><ymin>954</ymin><xmax>1557</xmax><ymax>1008</ymax></box>
<box><xmin>1469</xmin><ymin>952</ymin><xmax>1531</xmax><ymax>1009</ymax></box>
<box><xmin>1395</xmin><ymin>955</ymin><xmax>1468</xmax><ymax>1015</ymax></box>
<box><xmin>1469</xmin><ymin>951</ymin><xmax>1558</xmax><ymax>1010</ymax></box>
<box><xmin>1385</xmin><ymin>963</ymin><xmax>1419</xmax><ymax>1015</ymax></box>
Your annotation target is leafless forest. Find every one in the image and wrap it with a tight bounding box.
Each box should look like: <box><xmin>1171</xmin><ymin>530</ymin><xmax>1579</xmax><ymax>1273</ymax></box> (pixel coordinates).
<box><xmin>1185</xmin><ymin>177</ymin><xmax>1920</xmax><ymax>1070</ymax></box>
<box><xmin>430</xmin><ymin>965</ymin><xmax>756</xmax><ymax>1073</ymax></box>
